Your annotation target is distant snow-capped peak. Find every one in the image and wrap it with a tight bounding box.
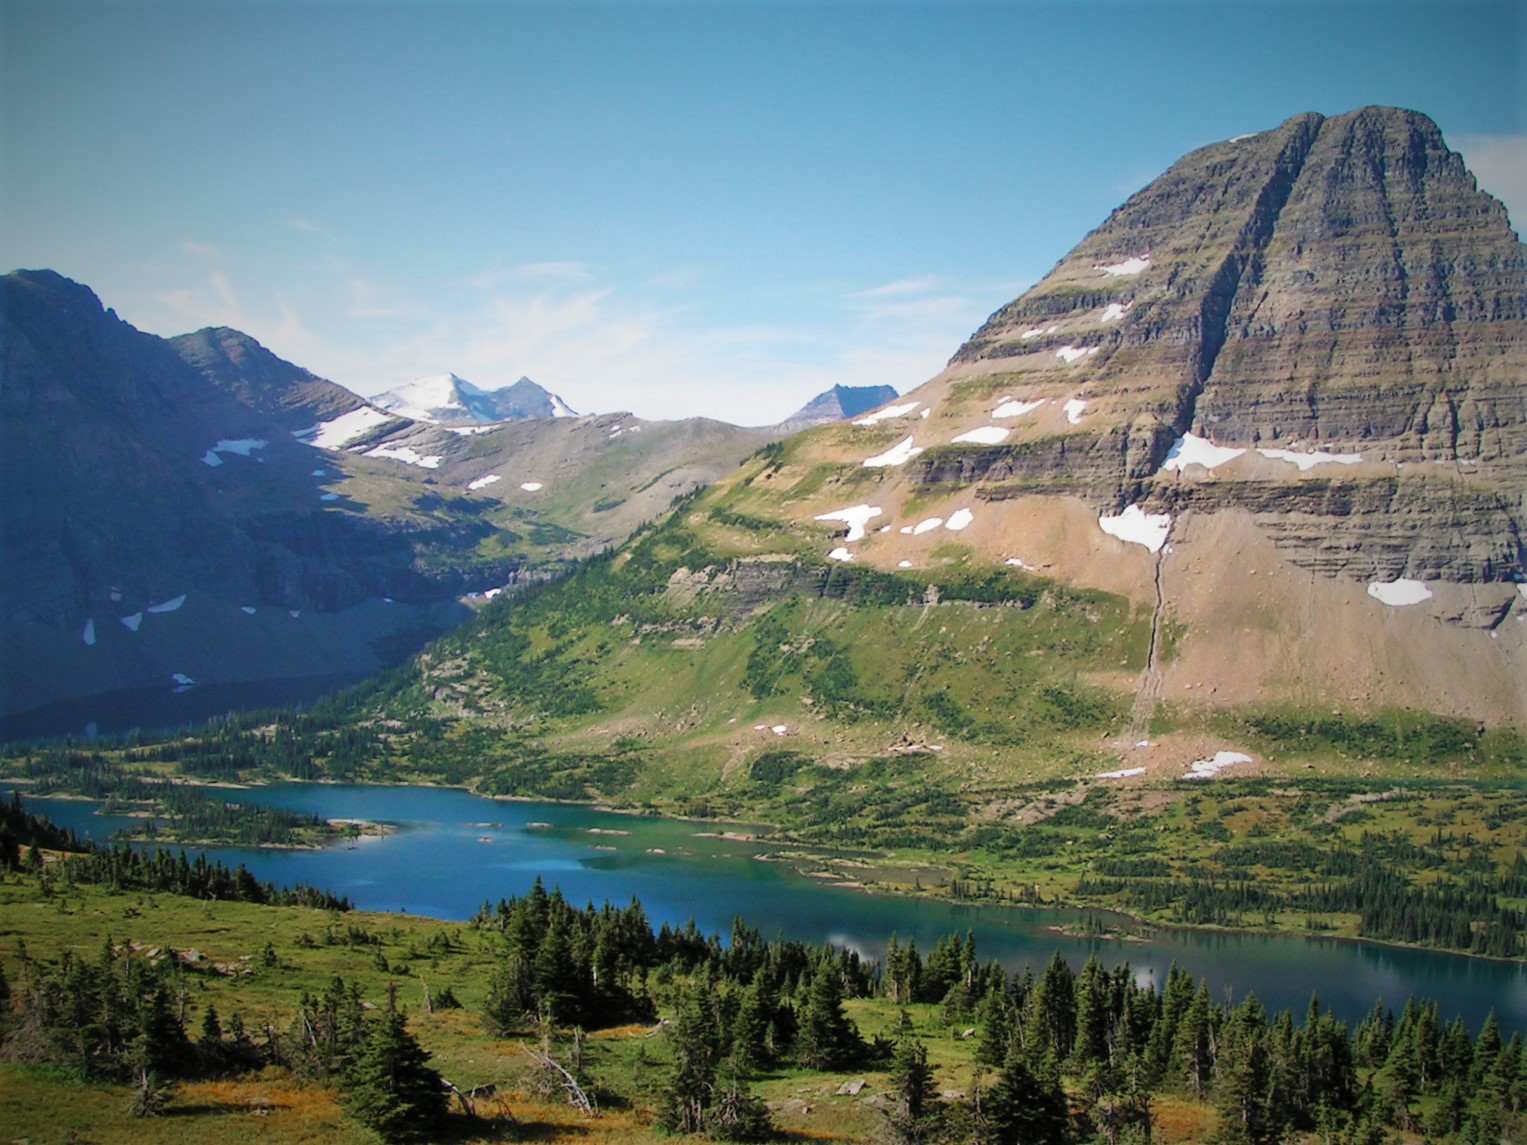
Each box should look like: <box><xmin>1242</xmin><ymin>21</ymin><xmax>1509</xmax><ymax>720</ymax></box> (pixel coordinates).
<box><xmin>370</xmin><ymin>374</ymin><xmax>579</xmax><ymax>425</ymax></box>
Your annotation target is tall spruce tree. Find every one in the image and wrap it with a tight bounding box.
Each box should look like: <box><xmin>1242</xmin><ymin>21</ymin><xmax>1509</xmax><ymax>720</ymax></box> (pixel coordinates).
<box><xmin>343</xmin><ymin>991</ymin><xmax>447</xmax><ymax>1143</ymax></box>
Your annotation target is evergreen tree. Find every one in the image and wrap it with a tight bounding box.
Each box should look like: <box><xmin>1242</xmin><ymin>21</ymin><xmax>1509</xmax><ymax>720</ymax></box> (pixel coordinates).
<box><xmin>983</xmin><ymin>1041</ymin><xmax>1070</xmax><ymax>1145</ymax></box>
<box><xmin>342</xmin><ymin>993</ymin><xmax>447</xmax><ymax>1143</ymax></box>
<box><xmin>884</xmin><ymin>1019</ymin><xmax>940</xmax><ymax>1145</ymax></box>
<box><xmin>659</xmin><ymin>987</ymin><xmax>722</xmax><ymax>1134</ymax></box>
<box><xmin>796</xmin><ymin>952</ymin><xmax>861</xmax><ymax>1069</ymax></box>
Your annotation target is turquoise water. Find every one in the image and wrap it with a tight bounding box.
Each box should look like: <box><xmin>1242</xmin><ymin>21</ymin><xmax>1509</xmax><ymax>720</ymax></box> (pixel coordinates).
<box><xmin>26</xmin><ymin>782</ymin><xmax>1527</xmax><ymax>1033</ymax></box>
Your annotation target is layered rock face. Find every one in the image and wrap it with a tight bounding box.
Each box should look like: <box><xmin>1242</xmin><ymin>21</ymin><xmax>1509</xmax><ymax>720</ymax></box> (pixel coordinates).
<box><xmin>920</xmin><ymin>107</ymin><xmax>1525</xmax><ymax>586</ymax></box>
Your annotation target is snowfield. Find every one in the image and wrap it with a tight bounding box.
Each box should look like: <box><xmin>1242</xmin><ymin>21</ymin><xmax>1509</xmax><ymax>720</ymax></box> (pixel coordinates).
<box><xmin>945</xmin><ymin>508</ymin><xmax>974</xmax><ymax>531</ymax></box>
<box><xmin>1162</xmin><ymin>433</ymin><xmax>1246</xmax><ymax>472</ymax></box>
<box><xmin>853</xmin><ymin>401</ymin><xmax>920</xmax><ymax>425</ymax></box>
<box><xmin>301</xmin><ymin>407</ymin><xmax>394</xmax><ymax>450</ymax></box>
<box><xmin>520</xmin><ymin>482</ymin><xmax>544</xmax><ymax>492</ymax></box>
<box><xmin>1056</xmin><ymin>345</ymin><xmax>1099</xmax><ymax>364</ymax></box>
<box><xmin>953</xmin><ymin>426</ymin><xmax>1010</xmax><ymax>445</ymax></box>
<box><xmin>148</xmin><ymin>595</ymin><xmax>186</xmax><ymax>613</ymax></box>
<box><xmin>1099</xmin><ymin>256</ymin><xmax>1151</xmax><ymax>277</ymax></box>
<box><xmin>1367</xmin><ymin>579</ymin><xmax>1433</xmax><ymax>606</ymax></box>
<box><xmin>365</xmin><ymin>444</ymin><xmax>443</xmax><ymax>469</ymax></box>
<box><xmin>863</xmin><ymin>436</ymin><xmax>924</xmax><ymax>467</ymax></box>
<box><xmin>1186</xmin><ymin>751</ymin><xmax>1253</xmax><ymax>779</ymax></box>
<box><xmin>467</xmin><ymin>474</ymin><xmax>502</xmax><ymax>490</ymax></box>
<box><xmin>815</xmin><ymin>504</ymin><xmax>883</xmax><ymax>542</ymax></box>
<box><xmin>1100</xmin><ymin>302</ymin><xmax>1129</xmax><ymax>323</ymax></box>
<box><xmin>828</xmin><ymin>547</ymin><xmax>855</xmax><ymax>562</ymax></box>
<box><xmin>1064</xmin><ymin>398</ymin><xmax>1088</xmax><ymax>425</ymax></box>
<box><xmin>993</xmin><ymin>398</ymin><xmax>1045</xmax><ymax>418</ymax></box>
<box><xmin>1257</xmin><ymin>447</ymin><xmax>1363</xmax><ymax>471</ymax></box>
<box><xmin>1099</xmin><ymin>504</ymin><xmax>1171</xmax><ymax>552</ymax></box>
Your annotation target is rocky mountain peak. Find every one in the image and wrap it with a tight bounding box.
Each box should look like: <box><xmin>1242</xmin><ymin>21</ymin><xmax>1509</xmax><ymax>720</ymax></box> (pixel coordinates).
<box><xmin>371</xmin><ymin>372</ymin><xmax>579</xmax><ymax>425</ymax></box>
<box><xmin>781</xmin><ymin>384</ymin><xmax>901</xmax><ymax>427</ymax></box>
<box><xmin>911</xmin><ymin>105</ymin><xmax>1525</xmax><ymax>586</ymax></box>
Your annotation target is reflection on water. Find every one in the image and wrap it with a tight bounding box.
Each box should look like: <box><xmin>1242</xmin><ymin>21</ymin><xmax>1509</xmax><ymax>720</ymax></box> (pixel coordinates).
<box><xmin>19</xmin><ymin>782</ymin><xmax>1526</xmax><ymax>1034</ymax></box>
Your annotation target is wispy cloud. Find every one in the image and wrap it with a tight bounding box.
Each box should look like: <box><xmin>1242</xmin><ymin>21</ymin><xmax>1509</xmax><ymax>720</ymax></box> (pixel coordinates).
<box><xmin>178</xmin><ymin>240</ymin><xmax>222</xmax><ymax>259</ymax></box>
<box><xmin>287</xmin><ymin>217</ymin><xmax>322</xmax><ymax>233</ymax></box>
<box><xmin>141</xmin><ymin>260</ymin><xmax>1024</xmax><ymax>425</ymax></box>
<box><xmin>346</xmin><ymin>277</ymin><xmax>417</xmax><ymax>319</ymax></box>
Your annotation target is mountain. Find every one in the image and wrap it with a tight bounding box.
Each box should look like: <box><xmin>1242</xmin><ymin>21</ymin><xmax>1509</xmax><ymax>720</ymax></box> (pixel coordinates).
<box><xmin>371</xmin><ymin>373</ymin><xmax>579</xmax><ymax>425</ymax></box>
<box><xmin>0</xmin><ymin>272</ymin><xmax>775</xmax><ymax>733</ymax></box>
<box><xmin>332</xmin><ymin>107</ymin><xmax>1523</xmax><ymax>812</ymax></box>
<box><xmin>780</xmin><ymin>384</ymin><xmax>900</xmax><ymax>427</ymax></box>
<box><xmin>171</xmin><ymin>326</ymin><xmax>368</xmax><ymax>431</ymax></box>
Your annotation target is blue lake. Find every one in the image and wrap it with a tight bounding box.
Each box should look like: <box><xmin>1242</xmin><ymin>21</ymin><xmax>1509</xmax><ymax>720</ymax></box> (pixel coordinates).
<box><xmin>25</xmin><ymin>782</ymin><xmax>1527</xmax><ymax>1035</ymax></box>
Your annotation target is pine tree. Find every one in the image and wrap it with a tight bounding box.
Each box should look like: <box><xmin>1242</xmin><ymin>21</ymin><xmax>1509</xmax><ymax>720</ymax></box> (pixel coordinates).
<box><xmin>797</xmin><ymin>952</ymin><xmax>861</xmax><ymax>1069</ymax></box>
<box><xmin>884</xmin><ymin>1019</ymin><xmax>940</xmax><ymax>1144</ymax></box>
<box><xmin>984</xmin><ymin>1041</ymin><xmax>1070</xmax><ymax>1145</ymax></box>
<box><xmin>343</xmin><ymin>992</ymin><xmax>447</xmax><ymax>1143</ymax></box>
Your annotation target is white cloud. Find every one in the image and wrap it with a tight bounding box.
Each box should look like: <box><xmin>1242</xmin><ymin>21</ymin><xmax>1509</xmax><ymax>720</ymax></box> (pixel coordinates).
<box><xmin>1456</xmin><ymin>134</ymin><xmax>1527</xmax><ymax>234</ymax></box>
<box><xmin>139</xmin><ymin>260</ymin><xmax>1028</xmax><ymax>426</ymax></box>
<box><xmin>287</xmin><ymin>218</ymin><xmax>322</xmax><ymax>233</ymax></box>
<box><xmin>179</xmin><ymin>240</ymin><xmax>222</xmax><ymax>259</ymax></box>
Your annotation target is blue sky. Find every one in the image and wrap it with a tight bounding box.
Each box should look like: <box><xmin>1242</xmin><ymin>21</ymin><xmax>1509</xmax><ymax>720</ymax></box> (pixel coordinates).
<box><xmin>3</xmin><ymin>1</ymin><xmax>1522</xmax><ymax>424</ymax></box>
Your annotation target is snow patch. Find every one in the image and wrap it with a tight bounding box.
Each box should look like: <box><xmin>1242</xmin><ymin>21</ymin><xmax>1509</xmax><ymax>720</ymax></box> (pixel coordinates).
<box><xmin>1257</xmin><ymin>447</ymin><xmax>1363</xmax><ymax>471</ymax></box>
<box><xmin>1098</xmin><ymin>505</ymin><xmax>1171</xmax><ymax>553</ymax></box>
<box><xmin>1367</xmin><ymin>579</ymin><xmax>1433</xmax><ymax>607</ymax></box>
<box><xmin>320</xmin><ymin>493</ymin><xmax>340</xmax><ymax>501</ymax></box>
<box><xmin>289</xmin><ymin>610</ymin><xmax>301</xmax><ymax>618</ymax></box>
<box><xmin>365</xmin><ymin>444</ymin><xmax>442</xmax><ymax>469</ymax></box>
<box><xmin>121</xmin><ymin>613</ymin><xmax>143</xmax><ymax>632</ymax></box>
<box><xmin>171</xmin><ymin>672</ymin><xmax>195</xmax><ymax>686</ymax></box>
<box><xmin>520</xmin><ymin>482</ymin><xmax>543</xmax><ymax>492</ymax></box>
<box><xmin>202</xmin><ymin>451</ymin><xmax>223</xmax><ymax>467</ymax></box>
<box><xmin>1063</xmin><ymin>398</ymin><xmax>1087</xmax><ymax>425</ymax></box>
<box><xmin>910</xmin><ymin>517</ymin><xmax>943</xmax><ymax>535</ymax></box>
<box><xmin>863</xmin><ymin>436</ymin><xmax>924</xmax><ymax>467</ymax></box>
<box><xmin>993</xmin><ymin>398</ymin><xmax>1045</xmax><ymax>419</ymax></box>
<box><xmin>148</xmin><ymin>595</ymin><xmax>186</xmax><ymax>614</ymax></box>
<box><xmin>82</xmin><ymin>619</ymin><xmax>96</xmax><ymax>646</ymax></box>
<box><xmin>953</xmin><ymin>426</ymin><xmax>1010</xmax><ymax>445</ymax></box>
<box><xmin>1100</xmin><ymin>302</ymin><xmax>1130</xmax><ymax>323</ymax></box>
<box><xmin>1096</xmin><ymin>766</ymin><xmax>1146</xmax><ymax>780</ymax></box>
<box><xmin>920</xmin><ymin>408</ymin><xmax>931</xmax><ymax>419</ymax></box>
<box><xmin>1056</xmin><ymin>345</ymin><xmax>1099</xmax><ymax>364</ymax></box>
<box><xmin>771</xmin><ymin>725</ymin><xmax>788</xmax><ymax>736</ymax></box>
<box><xmin>816</xmin><ymin>504</ymin><xmax>882</xmax><ymax>542</ymax></box>
<box><xmin>898</xmin><ymin>560</ymin><xmax>913</xmax><ymax>569</ymax></box>
<box><xmin>467</xmin><ymin>474</ymin><xmax>502</xmax><ymax>490</ymax></box>
<box><xmin>1518</xmin><ymin>585</ymin><xmax>1527</xmax><ymax>601</ymax></box>
<box><xmin>1186</xmin><ymin>751</ymin><xmax>1254</xmax><ymax>780</ymax></box>
<box><xmin>1004</xmin><ymin>557</ymin><xmax>1033</xmax><ymax>570</ymax></box>
<box><xmin>301</xmin><ymin>407</ymin><xmax>394</xmax><ymax>450</ymax></box>
<box><xmin>946</xmin><ymin>508</ymin><xmax>974</xmax><ymax>531</ymax></box>
<box><xmin>311</xmin><ymin>469</ymin><xmax>327</xmax><ymax>477</ymax></box>
<box><xmin>1099</xmin><ymin>256</ymin><xmax>1151</xmax><ymax>277</ymax></box>
<box><xmin>828</xmin><ymin>547</ymin><xmax>855</xmax><ymax>562</ymax></box>
<box><xmin>853</xmin><ymin>401</ymin><xmax>920</xmax><ymax>425</ymax></box>
<box><xmin>1162</xmin><ymin>433</ymin><xmax>1246</xmax><ymax>472</ymax></box>
<box><xmin>447</xmin><ymin>425</ymin><xmax>497</xmax><ymax>436</ymax></box>
<box><xmin>550</xmin><ymin>395</ymin><xmax>578</xmax><ymax>418</ymax></box>
<box><xmin>241</xmin><ymin>606</ymin><xmax>257</xmax><ymax>615</ymax></box>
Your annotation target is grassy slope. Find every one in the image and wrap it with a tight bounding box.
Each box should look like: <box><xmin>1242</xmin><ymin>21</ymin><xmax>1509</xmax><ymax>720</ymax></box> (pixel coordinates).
<box><xmin>0</xmin><ymin>874</ymin><xmax>1215</xmax><ymax>1145</ymax></box>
